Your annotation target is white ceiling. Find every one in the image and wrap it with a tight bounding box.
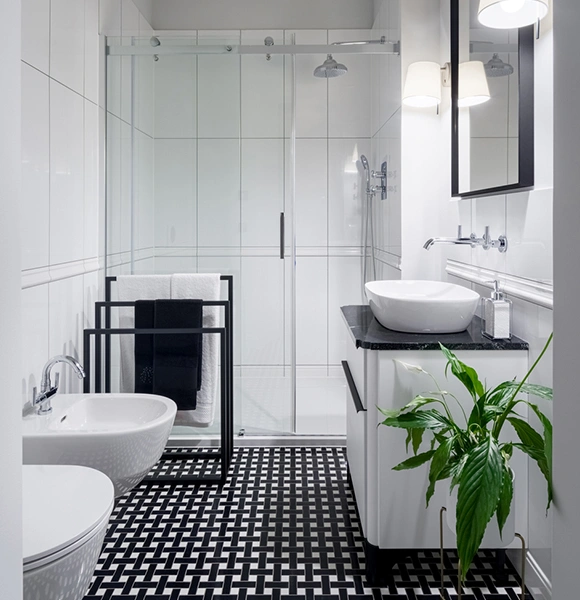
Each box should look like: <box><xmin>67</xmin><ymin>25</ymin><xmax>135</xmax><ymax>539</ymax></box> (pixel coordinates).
<box><xmin>139</xmin><ymin>0</ymin><xmax>376</xmax><ymax>31</ymax></box>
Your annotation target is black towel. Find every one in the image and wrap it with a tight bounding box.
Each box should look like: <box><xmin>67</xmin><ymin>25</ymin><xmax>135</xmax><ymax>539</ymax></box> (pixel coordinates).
<box><xmin>134</xmin><ymin>300</ymin><xmax>155</xmax><ymax>394</ymax></box>
<box><xmin>152</xmin><ymin>299</ymin><xmax>204</xmax><ymax>410</ymax></box>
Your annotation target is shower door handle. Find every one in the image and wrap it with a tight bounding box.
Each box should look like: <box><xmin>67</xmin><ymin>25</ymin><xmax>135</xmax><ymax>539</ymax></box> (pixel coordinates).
<box><xmin>280</xmin><ymin>212</ymin><xmax>285</xmax><ymax>259</ymax></box>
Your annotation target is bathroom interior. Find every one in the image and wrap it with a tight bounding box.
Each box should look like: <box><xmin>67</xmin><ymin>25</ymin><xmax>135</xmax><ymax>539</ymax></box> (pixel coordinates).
<box><xmin>3</xmin><ymin>0</ymin><xmax>580</xmax><ymax>598</ymax></box>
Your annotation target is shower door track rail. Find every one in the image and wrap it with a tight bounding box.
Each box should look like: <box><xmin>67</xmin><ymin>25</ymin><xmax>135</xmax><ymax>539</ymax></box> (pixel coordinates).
<box><xmin>81</xmin><ymin>275</ymin><xmax>234</xmax><ymax>486</ymax></box>
<box><xmin>107</xmin><ymin>43</ymin><xmax>400</xmax><ymax>56</ymax></box>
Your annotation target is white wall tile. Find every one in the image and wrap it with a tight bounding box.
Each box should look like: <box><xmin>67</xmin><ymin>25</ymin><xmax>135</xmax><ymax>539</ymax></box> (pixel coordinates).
<box><xmin>50</xmin><ymin>0</ymin><xmax>85</xmax><ymax>94</ymax></box>
<box><xmin>295</xmin><ymin>138</ymin><xmax>327</xmax><ymax>247</ymax></box>
<box><xmin>84</xmin><ymin>100</ymin><xmax>100</xmax><ymax>258</ymax></box>
<box><xmin>241</xmin><ymin>31</ymin><xmax>284</xmax><ymax>138</ymax></box>
<box><xmin>21</xmin><ymin>285</ymin><xmax>49</xmax><ymax>408</ymax></box>
<box><xmin>135</xmin><ymin>53</ymin><xmax>155</xmax><ymax>137</ymax></box>
<box><xmin>22</xmin><ymin>0</ymin><xmax>50</xmax><ymax>74</ymax></box>
<box><xmin>49</xmin><ymin>80</ymin><xmax>85</xmax><ymax>265</ymax></box>
<box><xmin>296</xmin><ymin>257</ymin><xmax>327</xmax><ymax>365</ymax></box>
<box><xmin>328</xmin><ymin>257</ymin><xmax>363</xmax><ymax>364</ymax></box>
<box><xmin>134</xmin><ymin>130</ymin><xmax>154</xmax><ymax>250</ymax></box>
<box><xmin>241</xmin><ymin>139</ymin><xmax>284</xmax><ymax>247</ymax></box>
<box><xmin>84</xmin><ymin>0</ymin><xmax>99</xmax><ymax>103</ymax></box>
<box><xmin>21</xmin><ymin>63</ymin><xmax>50</xmax><ymax>270</ymax></box>
<box><xmin>285</xmin><ymin>30</ymin><xmax>328</xmax><ymax>138</ymax></box>
<box><xmin>154</xmin><ymin>139</ymin><xmax>197</xmax><ymax>248</ymax></box>
<box><xmin>120</xmin><ymin>121</ymin><xmax>132</xmax><ymax>253</ymax></box>
<box><xmin>328</xmin><ymin>30</ymin><xmax>372</xmax><ymax>138</ymax></box>
<box><xmin>472</xmin><ymin>194</ymin><xmax>507</xmax><ymax>273</ymax></box>
<box><xmin>154</xmin><ymin>55</ymin><xmax>197</xmax><ymax>138</ymax></box>
<box><xmin>48</xmin><ymin>275</ymin><xmax>85</xmax><ymax>393</ymax></box>
<box><xmin>328</xmin><ymin>138</ymin><xmax>369</xmax><ymax>248</ymax></box>
<box><xmin>106</xmin><ymin>114</ymin><xmax>122</xmax><ymax>256</ymax></box>
<box><xmin>241</xmin><ymin>257</ymin><xmax>285</xmax><ymax>365</ymax></box>
<box><xmin>198</xmin><ymin>139</ymin><xmax>241</xmax><ymax>247</ymax></box>
<box><xmin>99</xmin><ymin>0</ymin><xmax>122</xmax><ymax>36</ymax></box>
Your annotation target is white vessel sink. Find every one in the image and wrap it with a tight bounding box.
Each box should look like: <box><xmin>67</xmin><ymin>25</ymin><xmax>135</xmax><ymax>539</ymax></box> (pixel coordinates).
<box><xmin>23</xmin><ymin>394</ymin><xmax>177</xmax><ymax>496</ymax></box>
<box><xmin>365</xmin><ymin>280</ymin><xmax>480</xmax><ymax>334</ymax></box>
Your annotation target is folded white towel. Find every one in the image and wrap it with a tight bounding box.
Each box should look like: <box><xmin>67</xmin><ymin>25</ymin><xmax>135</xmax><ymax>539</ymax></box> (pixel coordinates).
<box><xmin>117</xmin><ymin>275</ymin><xmax>171</xmax><ymax>393</ymax></box>
<box><xmin>171</xmin><ymin>273</ymin><xmax>221</xmax><ymax>427</ymax></box>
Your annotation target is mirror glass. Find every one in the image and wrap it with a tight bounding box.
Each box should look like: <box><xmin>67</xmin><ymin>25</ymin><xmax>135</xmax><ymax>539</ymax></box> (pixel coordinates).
<box><xmin>453</xmin><ymin>0</ymin><xmax>533</xmax><ymax>198</ymax></box>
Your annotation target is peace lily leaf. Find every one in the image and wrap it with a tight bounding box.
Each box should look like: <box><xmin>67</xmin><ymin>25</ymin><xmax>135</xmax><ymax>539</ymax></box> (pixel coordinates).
<box><xmin>456</xmin><ymin>437</ymin><xmax>503</xmax><ymax>581</ymax></box>
<box><xmin>512</xmin><ymin>438</ymin><xmax>553</xmax><ymax>509</ymax></box>
<box><xmin>405</xmin><ymin>429</ymin><xmax>412</xmax><ymax>453</ymax></box>
<box><xmin>439</xmin><ymin>344</ymin><xmax>485</xmax><ymax>401</ymax></box>
<box><xmin>392</xmin><ymin>450</ymin><xmax>436</xmax><ymax>471</ymax></box>
<box><xmin>378</xmin><ymin>406</ymin><xmax>402</xmax><ymax>419</ymax></box>
<box><xmin>411</xmin><ymin>428</ymin><xmax>425</xmax><ymax>455</ymax></box>
<box><xmin>527</xmin><ymin>402</ymin><xmax>553</xmax><ymax>480</ymax></box>
<box><xmin>393</xmin><ymin>359</ymin><xmax>428</xmax><ymax>374</ymax></box>
<box><xmin>381</xmin><ymin>410</ymin><xmax>453</xmax><ymax>430</ymax></box>
<box><xmin>502</xmin><ymin>382</ymin><xmax>553</xmax><ymax>402</ymax></box>
<box><xmin>508</xmin><ymin>417</ymin><xmax>544</xmax><ymax>450</ymax></box>
<box><xmin>426</xmin><ymin>436</ymin><xmax>455</xmax><ymax>506</ymax></box>
<box><xmin>496</xmin><ymin>467</ymin><xmax>513</xmax><ymax>538</ymax></box>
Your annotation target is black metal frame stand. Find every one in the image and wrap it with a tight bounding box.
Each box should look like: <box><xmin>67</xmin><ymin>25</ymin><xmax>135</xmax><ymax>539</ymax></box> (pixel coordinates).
<box><xmin>82</xmin><ymin>275</ymin><xmax>234</xmax><ymax>486</ymax></box>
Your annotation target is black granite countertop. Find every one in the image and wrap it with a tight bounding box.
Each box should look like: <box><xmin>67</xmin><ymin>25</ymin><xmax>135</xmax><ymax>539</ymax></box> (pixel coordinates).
<box><xmin>341</xmin><ymin>305</ymin><xmax>528</xmax><ymax>351</ymax></box>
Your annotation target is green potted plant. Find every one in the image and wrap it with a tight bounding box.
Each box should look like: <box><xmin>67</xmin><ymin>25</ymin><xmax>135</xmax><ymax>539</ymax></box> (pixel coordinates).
<box><xmin>379</xmin><ymin>334</ymin><xmax>553</xmax><ymax>582</ymax></box>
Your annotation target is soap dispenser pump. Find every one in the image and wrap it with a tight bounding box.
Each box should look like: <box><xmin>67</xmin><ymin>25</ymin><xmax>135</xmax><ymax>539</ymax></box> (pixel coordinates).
<box><xmin>482</xmin><ymin>280</ymin><xmax>512</xmax><ymax>340</ymax></box>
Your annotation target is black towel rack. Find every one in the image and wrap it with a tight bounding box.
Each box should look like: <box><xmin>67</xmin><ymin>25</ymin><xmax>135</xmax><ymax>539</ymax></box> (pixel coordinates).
<box><xmin>82</xmin><ymin>275</ymin><xmax>234</xmax><ymax>486</ymax></box>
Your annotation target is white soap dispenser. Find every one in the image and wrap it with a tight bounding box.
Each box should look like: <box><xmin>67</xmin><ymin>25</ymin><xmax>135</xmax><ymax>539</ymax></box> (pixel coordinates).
<box><xmin>482</xmin><ymin>280</ymin><xmax>512</xmax><ymax>340</ymax></box>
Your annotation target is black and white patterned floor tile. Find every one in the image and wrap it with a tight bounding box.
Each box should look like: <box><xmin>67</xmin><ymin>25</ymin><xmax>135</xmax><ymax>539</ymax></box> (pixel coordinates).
<box><xmin>86</xmin><ymin>447</ymin><xmax>530</xmax><ymax>600</ymax></box>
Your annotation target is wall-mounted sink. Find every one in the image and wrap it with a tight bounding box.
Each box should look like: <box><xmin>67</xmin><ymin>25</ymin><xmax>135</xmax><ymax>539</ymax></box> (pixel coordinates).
<box><xmin>365</xmin><ymin>280</ymin><xmax>480</xmax><ymax>334</ymax></box>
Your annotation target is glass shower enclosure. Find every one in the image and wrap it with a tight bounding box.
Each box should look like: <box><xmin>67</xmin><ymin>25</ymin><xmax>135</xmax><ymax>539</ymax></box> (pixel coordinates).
<box><xmin>104</xmin><ymin>30</ymin><xmax>400</xmax><ymax>439</ymax></box>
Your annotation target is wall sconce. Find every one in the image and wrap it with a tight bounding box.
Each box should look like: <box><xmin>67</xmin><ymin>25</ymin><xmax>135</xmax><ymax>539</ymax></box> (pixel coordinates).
<box><xmin>402</xmin><ymin>61</ymin><xmax>450</xmax><ymax>108</ymax></box>
<box><xmin>478</xmin><ymin>0</ymin><xmax>549</xmax><ymax>29</ymax></box>
<box><xmin>458</xmin><ymin>61</ymin><xmax>491</xmax><ymax>107</ymax></box>
<box><xmin>403</xmin><ymin>61</ymin><xmax>490</xmax><ymax>109</ymax></box>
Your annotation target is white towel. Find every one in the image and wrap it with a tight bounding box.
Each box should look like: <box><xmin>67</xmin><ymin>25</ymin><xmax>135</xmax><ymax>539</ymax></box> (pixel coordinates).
<box><xmin>171</xmin><ymin>273</ymin><xmax>221</xmax><ymax>427</ymax></box>
<box><xmin>117</xmin><ymin>275</ymin><xmax>171</xmax><ymax>393</ymax></box>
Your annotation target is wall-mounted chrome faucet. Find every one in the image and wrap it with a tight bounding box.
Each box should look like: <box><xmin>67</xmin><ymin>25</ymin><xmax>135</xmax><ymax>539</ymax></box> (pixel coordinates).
<box><xmin>33</xmin><ymin>355</ymin><xmax>85</xmax><ymax>415</ymax></box>
<box><xmin>371</xmin><ymin>162</ymin><xmax>388</xmax><ymax>200</ymax></box>
<box><xmin>424</xmin><ymin>226</ymin><xmax>508</xmax><ymax>252</ymax></box>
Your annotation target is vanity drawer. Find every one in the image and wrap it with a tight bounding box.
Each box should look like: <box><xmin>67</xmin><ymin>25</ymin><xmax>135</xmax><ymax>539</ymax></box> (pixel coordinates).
<box><xmin>343</xmin><ymin>359</ymin><xmax>367</xmax><ymax>535</ymax></box>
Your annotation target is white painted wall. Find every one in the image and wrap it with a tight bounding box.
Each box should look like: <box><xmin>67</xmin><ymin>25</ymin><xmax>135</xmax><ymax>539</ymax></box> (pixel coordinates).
<box><xmin>149</xmin><ymin>0</ymin><xmax>375</xmax><ymax>31</ymax></box>
<box><xmin>399</xmin><ymin>0</ymin><xmax>554</xmax><ymax>595</ymax></box>
<box><xmin>552</xmin><ymin>1</ymin><xmax>580</xmax><ymax>598</ymax></box>
<box><xmin>0</xmin><ymin>1</ymin><xmax>22</xmax><ymax>596</ymax></box>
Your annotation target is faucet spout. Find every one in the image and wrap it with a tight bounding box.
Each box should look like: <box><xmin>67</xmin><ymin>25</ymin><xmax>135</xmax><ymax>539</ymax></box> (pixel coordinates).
<box><xmin>34</xmin><ymin>355</ymin><xmax>85</xmax><ymax>415</ymax></box>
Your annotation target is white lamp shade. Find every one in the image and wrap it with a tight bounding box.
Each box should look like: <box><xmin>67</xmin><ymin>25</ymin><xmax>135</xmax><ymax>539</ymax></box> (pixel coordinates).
<box><xmin>403</xmin><ymin>61</ymin><xmax>441</xmax><ymax>108</ymax></box>
<box><xmin>478</xmin><ymin>0</ymin><xmax>549</xmax><ymax>29</ymax></box>
<box><xmin>459</xmin><ymin>61</ymin><xmax>491</xmax><ymax>108</ymax></box>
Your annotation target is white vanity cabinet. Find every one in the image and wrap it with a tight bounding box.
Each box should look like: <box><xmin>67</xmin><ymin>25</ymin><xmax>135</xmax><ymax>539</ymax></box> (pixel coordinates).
<box><xmin>341</xmin><ymin>306</ymin><xmax>529</xmax><ymax>584</ymax></box>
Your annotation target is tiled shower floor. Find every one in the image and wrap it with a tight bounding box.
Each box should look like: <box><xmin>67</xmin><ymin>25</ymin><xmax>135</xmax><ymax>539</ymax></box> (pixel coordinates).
<box><xmin>85</xmin><ymin>447</ymin><xmax>530</xmax><ymax>599</ymax></box>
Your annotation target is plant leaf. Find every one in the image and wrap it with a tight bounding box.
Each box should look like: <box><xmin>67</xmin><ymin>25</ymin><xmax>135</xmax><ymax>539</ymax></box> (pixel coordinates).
<box><xmin>456</xmin><ymin>437</ymin><xmax>503</xmax><ymax>582</ymax></box>
<box><xmin>439</xmin><ymin>344</ymin><xmax>485</xmax><ymax>401</ymax></box>
<box><xmin>527</xmin><ymin>402</ymin><xmax>553</xmax><ymax>509</ymax></box>
<box><xmin>496</xmin><ymin>467</ymin><xmax>513</xmax><ymax>538</ymax></box>
<box><xmin>502</xmin><ymin>381</ymin><xmax>553</xmax><ymax>402</ymax></box>
<box><xmin>412</xmin><ymin>428</ymin><xmax>425</xmax><ymax>455</ymax></box>
<box><xmin>508</xmin><ymin>417</ymin><xmax>544</xmax><ymax>450</ymax></box>
<box><xmin>426</xmin><ymin>436</ymin><xmax>455</xmax><ymax>506</ymax></box>
<box><xmin>381</xmin><ymin>410</ymin><xmax>453</xmax><ymax>431</ymax></box>
<box><xmin>378</xmin><ymin>406</ymin><xmax>402</xmax><ymax>419</ymax></box>
<box><xmin>393</xmin><ymin>450</ymin><xmax>436</xmax><ymax>471</ymax></box>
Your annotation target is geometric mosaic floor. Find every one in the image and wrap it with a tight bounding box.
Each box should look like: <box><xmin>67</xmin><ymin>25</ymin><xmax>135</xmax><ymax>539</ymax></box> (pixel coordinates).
<box><xmin>85</xmin><ymin>447</ymin><xmax>530</xmax><ymax>599</ymax></box>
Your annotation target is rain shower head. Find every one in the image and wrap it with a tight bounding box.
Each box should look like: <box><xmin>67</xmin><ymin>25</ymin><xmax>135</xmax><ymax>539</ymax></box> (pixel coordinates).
<box><xmin>313</xmin><ymin>54</ymin><xmax>348</xmax><ymax>78</ymax></box>
<box><xmin>484</xmin><ymin>53</ymin><xmax>514</xmax><ymax>78</ymax></box>
<box><xmin>150</xmin><ymin>36</ymin><xmax>161</xmax><ymax>47</ymax></box>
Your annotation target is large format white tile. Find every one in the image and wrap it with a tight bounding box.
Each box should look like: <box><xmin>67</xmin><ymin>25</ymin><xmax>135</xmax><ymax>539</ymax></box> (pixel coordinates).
<box><xmin>22</xmin><ymin>0</ymin><xmax>50</xmax><ymax>74</ymax></box>
<box><xmin>198</xmin><ymin>139</ymin><xmax>241</xmax><ymax>247</ymax></box>
<box><xmin>21</xmin><ymin>63</ymin><xmax>50</xmax><ymax>271</ymax></box>
<box><xmin>106</xmin><ymin>114</ymin><xmax>122</xmax><ymax>257</ymax></box>
<box><xmin>154</xmin><ymin>139</ymin><xmax>197</xmax><ymax>248</ymax></box>
<box><xmin>296</xmin><ymin>371</ymin><xmax>346</xmax><ymax>434</ymax></box>
<box><xmin>328</xmin><ymin>30</ymin><xmax>372</xmax><ymax>138</ymax></box>
<box><xmin>84</xmin><ymin>0</ymin><xmax>99</xmax><ymax>103</ymax></box>
<box><xmin>120</xmin><ymin>1</ymin><xmax>140</xmax><ymax>124</ymax></box>
<box><xmin>50</xmin><ymin>0</ymin><xmax>85</xmax><ymax>94</ymax></box>
<box><xmin>328</xmin><ymin>257</ymin><xmax>363</xmax><ymax>365</ymax></box>
<box><xmin>154</xmin><ymin>55</ymin><xmax>197</xmax><ymax>138</ymax></box>
<box><xmin>296</xmin><ymin>257</ymin><xmax>327</xmax><ymax>365</ymax></box>
<box><xmin>295</xmin><ymin>138</ymin><xmax>327</xmax><ymax>247</ymax></box>
<box><xmin>21</xmin><ymin>285</ymin><xmax>50</xmax><ymax>408</ymax></box>
<box><xmin>49</xmin><ymin>80</ymin><xmax>85</xmax><ymax>265</ymax></box>
<box><xmin>285</xmin><ymin>30</ymin><xmax>328</xmax><ymax>138</ymax></box>
<box><xmin>99</xmin><ymin>0</ymin><xmax>121</xmax><ymax>36</ymax></box>
<box><xmin>241</xmin><ymin>30</ymin><xmax>284</xmax><ymax>138</ymax></box>
<box><xmin>135</xmin><ymin>53</ymin><xmax>155</xmax><ymax>137</ymax></box>
<box><xmin>472</xmin><ymin>194</ymin><xmax>507</xmax><ymax>273</ymax></box>
<box><xmin>134</xmin><ymin>130</ymin><xmax>155</xmax><ymax>250</ymax></box>
<box><xmin>119</xmin><ymin>121</ymin><xmax>132</xmax><ymax>253</ymax></box>
<box><xmin>241</xmin><ymin>139</ymin><xmax>284</xmax><ymax>247</ymax></box>
<box><xmin>328</xmin><ymin>138</ymin><xmax>370</xmax><ymax>248</ymax></box>
<box><xmin>241</xmin><ymin>257</ymin><xmax>285</xmax><ymax>365</ymax></box>
<box><xmin>48</xmin><ymin>275</ymin><xmax>85</xmax><ymax>393</ymax></box>
<box><xmin>84</xmin><ymin>100</ymin><xmax>100</xmax><ymax>258</ymax></box>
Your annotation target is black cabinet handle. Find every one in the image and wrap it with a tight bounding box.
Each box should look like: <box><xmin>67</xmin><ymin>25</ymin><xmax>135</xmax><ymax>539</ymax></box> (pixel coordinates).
<box><xmin>342</xmin><ymin>361</ymin><xmax>366</xmax><ymax>413</ymax></box>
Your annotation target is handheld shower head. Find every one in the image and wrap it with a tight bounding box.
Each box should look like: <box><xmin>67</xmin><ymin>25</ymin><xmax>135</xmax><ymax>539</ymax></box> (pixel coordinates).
<box><xmin>360</xmin><ymin>155</ymin><xmax>371</xmax><ymax>191</ymax></box>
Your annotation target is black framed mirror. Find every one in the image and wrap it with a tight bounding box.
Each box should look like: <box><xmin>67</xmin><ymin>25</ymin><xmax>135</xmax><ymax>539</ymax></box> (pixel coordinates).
<box><xmin>451</xmin><ymin>0</ymin><xmax>535</xmax><ymax>199</ymax></box>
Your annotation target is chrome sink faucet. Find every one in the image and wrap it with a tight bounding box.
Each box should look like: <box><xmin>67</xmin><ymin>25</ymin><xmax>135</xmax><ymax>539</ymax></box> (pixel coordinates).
<box><xmin>424</xmin><ymin>225</ymin><xmax>508</xmax><ymax>253</ymax></box>
<box><xmin>33</xmin><ymin>355</ymin><xmax>85</xmax><ymax>415</ymax></box>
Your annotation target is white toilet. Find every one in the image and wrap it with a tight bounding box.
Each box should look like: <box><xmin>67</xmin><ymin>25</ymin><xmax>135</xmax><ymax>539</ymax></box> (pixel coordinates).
<box><xmin>23</xmin><ymin>465</ymin><xmax>115</xmax><ymax>600</ymax></box>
